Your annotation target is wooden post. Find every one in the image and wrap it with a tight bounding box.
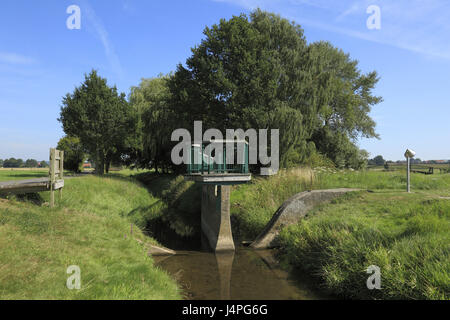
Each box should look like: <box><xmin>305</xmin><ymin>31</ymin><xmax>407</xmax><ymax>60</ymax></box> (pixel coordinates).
<box><xmin>49</xmin><ymin>148</ymin><xmax>64</xmax><ymax>207</ymax></box>
<box><xmin>407</xmin><ymin>157</ymin><xmax>411</xmax><ymax>193</ymax></box>
<box><xmin>59</xmin><ymin>150</ymin><xmax>64</xmax><ymax>200</ymax></box>
<box><xmin>49</xmin><ymin>148</ymin><xmax>55</xmax><ymax>207</ymax></box>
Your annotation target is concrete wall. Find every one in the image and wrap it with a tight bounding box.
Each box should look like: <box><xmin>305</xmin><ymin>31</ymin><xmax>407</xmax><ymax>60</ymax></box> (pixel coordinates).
<box><xmin>201</xmin><ymin>185</ymin><xmax>235</xmax><ymax>252</ymax></box>
<box><xmin>250</xmin><ymin>188</ymin><xmax>360</xmax><ymax>249</ymax></box>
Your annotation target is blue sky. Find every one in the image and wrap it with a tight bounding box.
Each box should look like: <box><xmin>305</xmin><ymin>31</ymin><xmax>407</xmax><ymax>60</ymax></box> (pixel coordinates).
<box><xmin>1</xmin><ymin>0</ymin><xmax>449</xmax><ymax>161</ymax></box>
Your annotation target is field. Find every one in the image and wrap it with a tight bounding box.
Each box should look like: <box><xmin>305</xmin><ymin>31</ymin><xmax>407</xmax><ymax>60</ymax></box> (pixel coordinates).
<box><xmin>0</xmin><ymin>171</ymin><xmax>180</xmax><ymax>299</ymax></box>
<box><xmin>0</xmin><ymin>168</ymin><xmax>48</xmax><ymax>181</ymax></box>
<box><xmin>368</xmin><ymin>163</ymin><xmax>450</xmax><ymax>173</ymax></box>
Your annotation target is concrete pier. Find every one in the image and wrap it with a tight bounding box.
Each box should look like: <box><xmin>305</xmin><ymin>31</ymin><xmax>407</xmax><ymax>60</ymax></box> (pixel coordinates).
<box><xmin>201</xmin><ymin>185</ymin><xmax>235</xmax><ymax>252</ymax></box>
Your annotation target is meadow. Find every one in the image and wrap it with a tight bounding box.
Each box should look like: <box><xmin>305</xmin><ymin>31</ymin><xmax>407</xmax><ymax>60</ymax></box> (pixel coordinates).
<box><xmin>0</xmin><ymin>168</ymin><xmax>48</xmax><ymax>181</ymax></box>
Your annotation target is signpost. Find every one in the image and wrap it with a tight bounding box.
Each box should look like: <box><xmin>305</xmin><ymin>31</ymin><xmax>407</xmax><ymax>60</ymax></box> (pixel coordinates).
<box><xmin>404</xmin><ymin>149</ymin><xmax>416</xmax><ymax>193</ymax></box>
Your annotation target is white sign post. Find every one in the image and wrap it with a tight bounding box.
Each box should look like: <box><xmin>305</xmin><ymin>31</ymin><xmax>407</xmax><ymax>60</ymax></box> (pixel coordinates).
<box><xmin>404</xmin><ymin>149</ymin><xmax>416</xmax><ymax>193</ymax></box>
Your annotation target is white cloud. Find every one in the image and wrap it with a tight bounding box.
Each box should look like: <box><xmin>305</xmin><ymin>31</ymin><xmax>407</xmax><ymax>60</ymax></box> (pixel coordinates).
<box><xmin>81</xmin><ymin>1</ymin><xmax>123</xmax><ymax>76</ymax></box>
<box><xmin>0</xmin><ymin>52</ymin><xmax>36</xmax><ymax>65</ymax></box>
<box><xmin>213</xmin><ymin>0</ymin><xmax>450</xmax><ymax>61</ymax></box>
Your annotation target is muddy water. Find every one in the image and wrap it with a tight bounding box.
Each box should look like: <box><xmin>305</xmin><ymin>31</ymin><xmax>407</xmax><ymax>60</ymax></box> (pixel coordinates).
<box><xmin>153</xmin><ymin>248</ymin><xmax>328</xmax><ymax>300</ymax></box>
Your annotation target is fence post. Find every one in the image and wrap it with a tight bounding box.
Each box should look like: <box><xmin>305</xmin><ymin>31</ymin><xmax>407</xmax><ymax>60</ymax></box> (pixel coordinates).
<box><xmin>49</xmin><ymin>148</ymin><xmax>55</xmax><ymax>207</ymax></box>
<box><xmin>59</xmin><ymin>150</ymin><xmax>64</xmax><ymax>200</ymax></box>
<box><xmin>407</xmin><ymin>157</ymin><xmax>411</xmax><ymax>193</ymax></box>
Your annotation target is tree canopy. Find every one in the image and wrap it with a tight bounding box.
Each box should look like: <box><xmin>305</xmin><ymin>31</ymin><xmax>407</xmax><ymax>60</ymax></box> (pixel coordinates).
<box><xmin>59</xmin><ymin>10</ymin><xmax>381</xmax><ymax>172</ymax></box>
<box><xmin>167</xmin><ymin>10</ymin><xmax>381</xmax><ymax>169</ymax></box>
<box><xmin>59</xmin><ymin>70</ymin><xmax>133</xmax><ymax>174</ymax></box>
<box><xmin>57</xmin><ymin>136</ymin><xmax>85</xmax><ymax>172</ymax></box>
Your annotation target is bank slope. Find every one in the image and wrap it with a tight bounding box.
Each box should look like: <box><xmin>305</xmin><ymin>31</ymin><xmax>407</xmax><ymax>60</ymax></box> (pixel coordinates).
<box><xmin>0</xmin><ymin>175</ymin><xmax>180</xmax><ymax>299</ymax></box>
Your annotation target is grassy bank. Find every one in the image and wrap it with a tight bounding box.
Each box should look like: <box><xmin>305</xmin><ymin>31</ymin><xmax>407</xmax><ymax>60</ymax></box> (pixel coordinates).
<box><xmin>107</xmin><ymin>168</ymin><xmax>449</xmax><ymax>300</ymax></box>
<box><xmin>131</xmin><ymin>168</ymin><xmax>315</xmax><ymax>242</ymax></box>
<box><xmin>277</xmin><ymin>190</ymin><xmax>450</xmax><ymax>299</ymax></box>
<box><xmin>0</xmin><ymin>173</ymin><xmax>180</xmax><ymax>299</ymax></box>
<box><xmin>230</xmin><ymin>168</ymin><xmax>315</xmax><ymax>240</ymax></box>
<box><xmin>229</xmin><ymin>168</ymin><xmax>450</xmax><ymax>299</ymax></box>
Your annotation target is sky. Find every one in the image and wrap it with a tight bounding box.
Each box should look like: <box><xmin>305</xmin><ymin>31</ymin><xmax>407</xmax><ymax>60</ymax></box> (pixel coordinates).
<box><xmin>1</xmin><ymin>0</ymin><xmax>449</xmax><ymax>161</ymax></box>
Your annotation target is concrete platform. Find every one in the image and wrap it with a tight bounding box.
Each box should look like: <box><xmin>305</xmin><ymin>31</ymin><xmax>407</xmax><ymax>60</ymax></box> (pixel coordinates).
<box><xmin>185</xmin><ymin>173</ymin><xmax>251</xmax><ymax>185</ymax></box>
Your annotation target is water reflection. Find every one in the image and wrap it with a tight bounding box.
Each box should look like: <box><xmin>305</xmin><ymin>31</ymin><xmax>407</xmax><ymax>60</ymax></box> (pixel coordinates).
<box><xmin>153</xmin><ymin>249</ymin><xmax>327</xmax><ymax>300</ymax></box>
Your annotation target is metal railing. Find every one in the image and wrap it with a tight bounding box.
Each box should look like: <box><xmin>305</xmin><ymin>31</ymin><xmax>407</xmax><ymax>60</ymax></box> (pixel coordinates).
<box><xmin>186</xmin><ymin>141</ymin><xmax>249</xmax><ymax>175</ymax></box>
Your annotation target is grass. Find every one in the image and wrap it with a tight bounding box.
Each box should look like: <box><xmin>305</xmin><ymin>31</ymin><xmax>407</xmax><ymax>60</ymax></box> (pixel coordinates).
<box><xmin>277</xmin><ymin>190</ymin><xmax>450</xmax><ymax>300</ymax></box>
<box><xmin>0</xmin><ymin>168</ymin><xmax>48</xmax><ymax>181</ymax></box>
<box><xmin>0</xmin><ymin>172</ymin><xmax>180</xmax><ymax>299</ymax></box>
<box><xmin>315</xmin><ymin>169</ymin><xmax>450</xmax><ymax>195</ymax></box>
<box><xmin>230</xmin><ymin>168</ymin><xmax>315</xmax><ymax>240</ymax></box>
<box><xmin>116</xmin><ymin>168</ymin><xmax>450</xmax><ymax>300</ymax></box>
<box><xmin>5</xmin><ymin>167</ymin><xmax>442</xmax><ymax>300</ymax></box>
<box><xmin>129</xmin><ymin>168</ymin><xmax>315</xmax><ymax>241</ymax></box>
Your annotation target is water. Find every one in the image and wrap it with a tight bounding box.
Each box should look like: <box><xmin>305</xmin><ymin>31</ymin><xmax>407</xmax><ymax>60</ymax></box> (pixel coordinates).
<box><xmin>153</xmin><ymin>248</ymin><xmax>328</xmax><ymax>300</ymax></box>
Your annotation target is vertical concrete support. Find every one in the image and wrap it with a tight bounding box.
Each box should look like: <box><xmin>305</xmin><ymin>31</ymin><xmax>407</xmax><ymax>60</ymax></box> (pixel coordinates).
<box><xmin>201</xmin><ymin>184</ymin><xmax>235</xmax><ymax>252</ymax></box>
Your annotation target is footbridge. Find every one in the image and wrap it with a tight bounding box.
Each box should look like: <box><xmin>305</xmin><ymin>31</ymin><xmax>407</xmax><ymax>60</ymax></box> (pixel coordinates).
<box><xmin>0</xmin><ymin>148</ymin><xmax>65</xmax><ymax>207</ymax></box>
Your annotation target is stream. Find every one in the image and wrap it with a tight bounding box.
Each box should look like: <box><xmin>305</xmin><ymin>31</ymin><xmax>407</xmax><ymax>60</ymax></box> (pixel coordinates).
<box><xmin>153</xmin><ymin>246</ymin><xmax>328</xmax><ymax>300</ymax></box>
<box><xmin>148</xmin><ymin>217</ymin><xmax>328</xmax><ymax>300</ymax></box>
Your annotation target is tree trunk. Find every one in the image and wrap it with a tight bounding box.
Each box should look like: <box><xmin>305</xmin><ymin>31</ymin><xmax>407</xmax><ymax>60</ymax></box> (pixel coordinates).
<box><xmin>97</xmin><ymin>159</ymin><xmax>105</xmax><ymax>175</ymax></box>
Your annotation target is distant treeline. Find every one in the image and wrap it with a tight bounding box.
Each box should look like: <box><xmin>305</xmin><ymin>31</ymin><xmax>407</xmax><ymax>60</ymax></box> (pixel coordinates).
<box><xmin>368</xmin><ymin>155</ymin><xmax>450</xmax><ymax>166</ymax></box>
<box><xmin>0</xmin><ymin>158</ymin><xmax>48</xmax><ymax>168</ymax></box>
<box><xmin>57</xmin><ymin>10</ymin><xmax>382</xmax><ymax>174</ymax></box>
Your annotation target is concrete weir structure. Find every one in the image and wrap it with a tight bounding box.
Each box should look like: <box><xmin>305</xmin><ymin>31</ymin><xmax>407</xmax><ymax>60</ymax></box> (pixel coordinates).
<box><xmin>186</xmin><ymin>174</ymin><xmax>251</xmax><ymax>252</ymax></box>
<box><xmin>250</xmin><ymin>188</ymin><xmax>360</xmax><ymax>249</ymax></box>
<box><xmin>184</xmin><ymin>140</ymin><xmax>252</xmax><ymax>252</ymax></box>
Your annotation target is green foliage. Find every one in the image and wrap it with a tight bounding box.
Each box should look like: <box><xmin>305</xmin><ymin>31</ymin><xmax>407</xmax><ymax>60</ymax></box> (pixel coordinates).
<box><xmin>57</xmin><ymin>136</ymin><xmax>85</xmax><ymax>173</ymax></box>
<box><xmin>168</xmin><ymin>10</ymin><xmax>381</xmax><ymax>169</ymax></box>
<box><xmin>59</xmin><ymin>70</ymin><xmax>134</xmax><ymax>175</ymax></box>
<box><xmin>369</xmin><ymin>155</ymin><xmax>386</xmax><ymax>166</ymax></box>
<box><xmin>0</xmin><ymin>159</ymin><xmax>3</xmax><ymax>167</ymax></box>
<box><xmin>24</xmin><ymin>159</ymin><xmax>38</xmax><ymax>168</ymax></box>
<box><xmin>128</xmin><ymin>75</ymin><xmax>177</xmax><ymax>172</ymax></box>
<box><xmin>3</xmin><ymin>158</ymin><xmax>24</xmax><ymax>168</ymax></box>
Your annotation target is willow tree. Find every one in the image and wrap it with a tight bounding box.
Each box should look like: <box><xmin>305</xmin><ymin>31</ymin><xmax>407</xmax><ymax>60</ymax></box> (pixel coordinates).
<box><xmin>129</xmin><ymin>75</ymin><xmax>178</xmax><ymax>173</ymax></box>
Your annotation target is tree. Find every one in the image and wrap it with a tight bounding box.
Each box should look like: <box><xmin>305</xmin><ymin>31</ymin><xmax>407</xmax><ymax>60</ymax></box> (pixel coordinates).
<box><xmin>59</xmin><ymin>70</ymin><xmax>134</xmax><ymax>174</ymax></box>
<box><xmin>128</xmin><ymin>74</ymin><xmax>177</xmax><ymax>172</ymax></box>
<box><xmin>57</xmin><ymin>136</ymin><xmax>85</xmax><ymax>172</ymax></box>
<box><xmin>0</xmin><ymin>159</ymin><xmax>3</xmax><ymax>167</ymax></box>
<box><xmin>24</xmin><ymin>159</ymin><xmax>38</xmax><ymax>168</ymax></box>
<box><xmin>370</xmin><ymin>155</ymin><xmax>385</xmax><ymax>166</ymax></box>
<box><xmin>3</xmin><ymin>158</ymin><xmax>23</xmax><ymax>168</ymax></box>
<box><xmin>168</xmin><ymin>10</ymin><xmax>381</xmax><ymax>169</ymax></box>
